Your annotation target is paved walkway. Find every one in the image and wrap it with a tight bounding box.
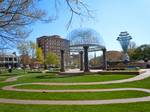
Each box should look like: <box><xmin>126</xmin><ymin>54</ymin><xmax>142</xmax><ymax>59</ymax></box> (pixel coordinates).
<box><xmin>2</xmin><ymin>86</ymin><xmax>150</xmax><ymax>93</ymax></box>
<box><xmin>4</xmin><ymin>75</ymin><xmax>25</xmax><ymax>82</ymax></box>
<box><xmin>0</xmin><ymin>69</ymin><xmax>150</xmax><ymax>105</ymax></box>
<box><xmin>4</xmin><ymin>69</ymin><xmax>149</xmax><ymax>86</ymax></box>
<box><xmin>0</xmin><ymin>95</ymin><xmax>150</xmax><ymax>105</ymax></box>
<box><xmin>4</xmin><ymin>69</ymin><xmax>150</xmax><ymax>85</ymax></box>
<box><xmin>65</xmin><ymin>69</ymin><xmax>102</xmax><ymax>73</ymax></box>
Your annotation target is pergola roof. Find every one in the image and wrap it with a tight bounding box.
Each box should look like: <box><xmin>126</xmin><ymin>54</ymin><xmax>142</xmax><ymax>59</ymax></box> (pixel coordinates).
<box><xmin>68</xmin><ymin>28</ymin><xmax>106</xmax><ymax>52</ymax></box>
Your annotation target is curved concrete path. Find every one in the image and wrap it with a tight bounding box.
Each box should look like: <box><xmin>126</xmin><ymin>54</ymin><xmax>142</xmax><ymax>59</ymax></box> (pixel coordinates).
<box><xmin>3</xmin><ymin>69</ymin><xmax>150</xmax><ymax>85</ymax></box>
<box><xmin>0</xmin><ymin>95</ymin><xmax>150</xmax><ymax>105</ymax></box>
<box><xmin>4</xmin><ymin>75</ymin><xmax>25</xmax><ymax>82</ymax></box>
<box><xmin>0</xmin><ymin>69</ymin><xmax>150</xmax><ymax>105</ymax></box>
<box><xmin>4</xmin><ymin>69</ymin><xmax>149</xmax><ymax>86</ymax></box>
<box><xmin>2</xmin><ymin>85</ymin><xmax>150</xmax><ymax>93</ymax></box>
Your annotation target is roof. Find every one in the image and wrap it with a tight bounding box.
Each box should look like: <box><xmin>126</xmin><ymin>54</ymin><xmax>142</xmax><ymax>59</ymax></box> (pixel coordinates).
<box><xmin>37</xmin><ymin>35</ymin><xmax>69</xmax><ymax>41</ymax></box>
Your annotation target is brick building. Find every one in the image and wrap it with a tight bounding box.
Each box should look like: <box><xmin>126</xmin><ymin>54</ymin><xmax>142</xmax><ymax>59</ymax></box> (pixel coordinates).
<box><xmin>37</xmin><ymin>35</ymin><xmax>70</xmax><ymax>66</ymax></box>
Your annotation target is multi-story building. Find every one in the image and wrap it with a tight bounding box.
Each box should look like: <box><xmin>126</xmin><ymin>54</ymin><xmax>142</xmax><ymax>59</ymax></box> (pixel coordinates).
<box><xmin>0</xmin><ymin>54</ymin><xmax>19</xmax><ymax>68</ymax></box>
<box><xmin>37</xmin><ymin>35</ymin><xmax>70</xmax><ymax>66</ymax></box>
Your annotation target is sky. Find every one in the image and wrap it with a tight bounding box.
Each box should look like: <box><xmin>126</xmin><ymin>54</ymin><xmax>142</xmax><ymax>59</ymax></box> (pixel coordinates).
<box><xmin>28</xmin><ymin>0</ymin><xmax>150</xmax><ymax>52</ymax></box>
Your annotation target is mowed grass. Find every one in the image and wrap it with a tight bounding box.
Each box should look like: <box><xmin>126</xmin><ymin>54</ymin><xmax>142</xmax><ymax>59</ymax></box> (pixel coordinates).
<box><xmin>0</xmin><ymin>90</ymin><xmax>148</xmax><ymax>100</ymax></box>
<box><xmin>0</xmin><ymin>74</ymin><xmax>16</xmax><ymax>81</ymax></box>
<box><xmin>0</xmin><ymin>102</ymin><xmax>150</xmax><ymax>112</ymax></box>
<box><xmin>0</xmin><ymin>71</ymin><xmax>148</xmax><ymax>101</ymax></box>
<box><xmin>0</xmin><ymin>73</ymin><xmax>14</xmax><ymax>81</ymax></box>
<box><xmin>0</xmin><ymin>70</ymin><xmax>150</xmax><ymax>111</ymax></box>
<box><xmin>17</xmin><ymin>76</ymin><xmax>150</xmax><ymax>90</ymax></box>
<box><xmin>17</xmin><ymin>73</ymin><xmax>134</xmax><ymax>83</ymax></box>
<box><xmin>0</xmin><ymin>70</ymin><xmax>23</xmax><ymax>82</ymax></box>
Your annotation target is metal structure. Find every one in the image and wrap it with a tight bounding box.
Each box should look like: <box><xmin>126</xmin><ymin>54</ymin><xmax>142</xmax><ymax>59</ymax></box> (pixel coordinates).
<box><xmin>67</xmin><ymin>28</ymin><xmax>106</xmax><ymax>72</ymax></box>
<box><xmin>68</xmin><ymin>28</ymin><xmax>105</xmax><ymax>52</ymax></box>
<box><xmin>117</xmin><ymin>31</ymin><xmax>132</xmax><ymax>62</ymax></box>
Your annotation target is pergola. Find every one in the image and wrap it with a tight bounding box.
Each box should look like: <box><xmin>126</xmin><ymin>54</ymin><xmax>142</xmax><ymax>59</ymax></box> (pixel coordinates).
<box><xmin>60</xmin><ymin>28</ymin><xmax>107</xmax><ymax>72</ymax></box>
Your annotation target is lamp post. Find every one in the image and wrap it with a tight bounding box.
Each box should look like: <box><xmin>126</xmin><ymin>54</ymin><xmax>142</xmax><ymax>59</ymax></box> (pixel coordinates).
<box><xmin>117</xmin><ymin>31</ymin><xmax>132</xmax><ymax>63</ymax></box>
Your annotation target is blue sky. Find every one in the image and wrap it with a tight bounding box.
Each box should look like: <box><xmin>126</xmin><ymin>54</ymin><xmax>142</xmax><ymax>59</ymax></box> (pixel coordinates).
<box><xmin>29</xmin><ymin>0</ymin><xmax>150</xmax><ymax>51</ymax></box>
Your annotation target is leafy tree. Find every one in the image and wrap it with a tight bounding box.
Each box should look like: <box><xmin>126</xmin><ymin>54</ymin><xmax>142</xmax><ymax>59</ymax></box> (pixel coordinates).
<box><xmin>130</xmin><ymin>44</ymin><xmax>150</xmax><ymax>61</ymax></box>
<box><xmin>36</xmin><ymin>47</ymin><xmax>44</xmax><ymax>64</ymax></box>
<box><xmin>45</xmin><ymin>52</ymin><xmax>59</xmax><ymax>66</ymax></box>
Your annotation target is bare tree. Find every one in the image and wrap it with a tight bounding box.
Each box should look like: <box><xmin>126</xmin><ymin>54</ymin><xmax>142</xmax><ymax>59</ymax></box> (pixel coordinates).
<box><xmin>58</xmin><ymin>0</ymin><xmax>94</xmax><ymax>29</ymax></box>
<box><xmin>0</xmin><ymin>0</ymin><xmax>93</xmax><ymax>46</ymax></box>
<box><xmin>128</xmin><ymin>41</ymin><xmax>137</xmax><ymax>49</ymax></box>
<box><xmin>0</xmin><ymin>0</ymin><xmax>48</xmax><ymax>47</ymax></box>
<box><xmin>17</xmin><ymin>40</ymin><xmax>30</xmax><ymax>55</ymax></box>
<box><xmin>29</xmin><ymin>41</ymin><xmax>36</xmax><ymax>59</ymax></box>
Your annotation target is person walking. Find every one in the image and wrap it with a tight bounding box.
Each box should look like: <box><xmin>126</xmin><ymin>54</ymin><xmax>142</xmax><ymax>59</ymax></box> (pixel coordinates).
<box><xmin>8</xmin><ymin>65</ymin><xmax>12</xmax><ymax>73</ymax></box>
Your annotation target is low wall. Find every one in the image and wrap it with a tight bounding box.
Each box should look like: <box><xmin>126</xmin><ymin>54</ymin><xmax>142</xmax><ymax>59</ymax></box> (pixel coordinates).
<box><xmin>97</xmin><ymin>70</ymin><xmax>146</xmax><ymax>75</ymax></box>
<box><xmin>59</xmin><ymin>70</ymin><xmax>146</xmax><ymax>75</ymax></box>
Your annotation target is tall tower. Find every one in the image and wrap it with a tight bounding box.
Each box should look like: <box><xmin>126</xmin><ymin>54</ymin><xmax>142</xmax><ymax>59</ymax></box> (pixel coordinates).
<box><xmin>117</xmin><ymin>31</ymin><xmax>132</xmax><ymax>62</ymax></box>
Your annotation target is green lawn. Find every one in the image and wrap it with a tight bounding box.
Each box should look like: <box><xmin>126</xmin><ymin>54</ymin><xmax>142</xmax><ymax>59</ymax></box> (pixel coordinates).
<box><xmin>0</xmin><ymin>70</ymin><xmax>150</xmax><ymax>112</ymax></box>
<box><xmin>0</xmin><ymin>102</ymin><xmax>150</xmax><ymax>112</ymax></box>
<box><xmin>0</xmin><ymin>72</ymin><xmax>21</xmax><ymax>82</ymax></box>
<box><xmin>0</xmin><ymin>69</ymin><xmax>26</xmax><ymax>81</ymax></box>
<box><xmin>0</xmin><ymin>90</ymin><xmax>148</xmax><ymax>100</ymax></box>
<box><xmin>17</xmin><ymin>73</ymin><xmax>134</xmax><ymax>83</ymax></box>
<box><xmin>16</xmin><ymin>76</ymin><xmax>150</xmax><ymax>90</ymax></box>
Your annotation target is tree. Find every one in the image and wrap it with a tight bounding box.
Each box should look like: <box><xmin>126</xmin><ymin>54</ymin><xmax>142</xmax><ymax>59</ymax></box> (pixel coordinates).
<box><xmin>45</xmin><ymin>52</ymin><xmax>59</xmax><ymax>66</ymax></box>
<box><xmin>128</xmin><ymin>41</ymin><xmax>137</xmax><ymax>61</ymax></box>
<box><xmin>36</xmin><ymin>47</ymin><xmax>44</xmax><ymax>64</ymax></box>
<box><xmin>128</xmin><ymin>41</ymin><xmax>136</xmax><ymax>49</ymax></box>
<box><xmin>17</xmin><ymin>40</ymin><xmax>30</xmax><ymax>55</ymax></box>
<box><xmin>130</xmin><ymin>44</ymin><xmax>150</xmax><ymax>61</ymax></box>
<box><xmin>29</xmin><ymin>41</ymin><xmax>36</xmax><ymax>59</ymax></box>
<box><xmin>0</xmin><ymin>0</ymin><xmax>92</xmax><ymax>46</ymax></box>
<box><xmin>0</xmin><ymin>0</ymin><xmax>47</xmax><ymax>46</ymax></box>
<box><xmin>17</xmin><ymin>40</ymin><xmax>32</xmax><ymax>68</ymax></box>
<box><xmin>57</xmin><ymin>0</ymin><xmax>93</xmax><ymax>29</ymax></box>
<box><xmin>20</xmin><ymin>54</ymin><xmax>31</xmax><ymax>67</ymax></box>
<box><xmin>17</xmin><ymin>40</ymin><xmax>37</xmax><ymax>59</ymax></box>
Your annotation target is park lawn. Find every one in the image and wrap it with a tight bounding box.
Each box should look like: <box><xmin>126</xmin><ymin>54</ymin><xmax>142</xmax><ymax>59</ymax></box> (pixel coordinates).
<box><xmin>17</xmin><ymin>73</ymin><xmax>134</xmax><ymax>83</ymax></box>
<box><xmin>16</xmin><ymin>76</ymin><xmax>150</xmax><ymax>90</ymax></box>
<box><xmin>0</xmin><ymin>69</ymin><xmax>26</xmax><ymax>82</ymax></box>
<box><xmin>0</xmin><ymin>90</ymin><xmax>148</xmax><ymax>100</ymax></box>
<box><xmin>0</xmin><ymin>73</ymin><xmax>20</xmax><ymax>82</ymax></box>
<box><xmin>0</xmin><ymin>102</ymin><xmax>150</xmax><ymax>112</ymax></box>
<box><xmin>0</xmin><ymin>77</ymin><xmax>7</xmax><ymax>81</ymax></box>
<box><xmin>0</xmin><ymin>71</ymin><xmax>150</xmax><ymax>112</ymax></box>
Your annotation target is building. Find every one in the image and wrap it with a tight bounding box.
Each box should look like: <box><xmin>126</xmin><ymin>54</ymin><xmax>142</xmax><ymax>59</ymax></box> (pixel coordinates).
<box><xmin>70</xmin><ymin>53</ymin><xmax>80</xmax><ymax>68</ymax></box>
<box><xmin>37</xmin><ymin>35</ymin><xmax>70</xmax><ymax>66</ymax></box>
<box><xmin>0</xmin><ymin>54</ymin><xmax>19</xmax><ymax>68</ymax></box>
